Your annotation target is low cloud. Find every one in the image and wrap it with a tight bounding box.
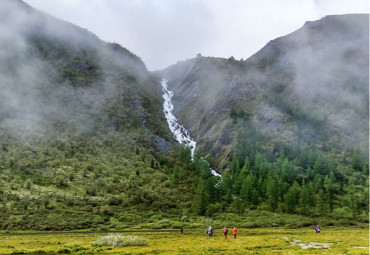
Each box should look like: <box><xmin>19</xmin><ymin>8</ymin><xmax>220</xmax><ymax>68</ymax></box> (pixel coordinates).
<box><xmin>24</xmin><ymin>0</ymin><xmax>369</xmax><ymax>70</ymax></box>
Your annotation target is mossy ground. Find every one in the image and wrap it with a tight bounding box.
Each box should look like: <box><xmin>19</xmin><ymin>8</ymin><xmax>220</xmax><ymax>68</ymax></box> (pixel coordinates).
<box><xmin>0</xmin><ymin>227</ymin><xmax>368</xmax><ymax>254</ymax></box>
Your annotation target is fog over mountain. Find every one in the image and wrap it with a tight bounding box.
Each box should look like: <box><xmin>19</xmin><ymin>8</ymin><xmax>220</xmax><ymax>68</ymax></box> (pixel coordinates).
<box><xmin>0</xmin><ymin>0</ymin><xmax>169</xmax><ymax>143</ymax></box>
<box><xmin>24</xmin><ymin>0</ymin><xmax>369</xmax><ymax>70</ymax></box>
<box><xmin>0</xmin><ymin>0</ymin><xmax>368</xmax><ymax>232</ymax></box>
<box><xmin>161</xmin><ymin>14</ymin><xmax>369</xmax><ymax>169</ymax></box>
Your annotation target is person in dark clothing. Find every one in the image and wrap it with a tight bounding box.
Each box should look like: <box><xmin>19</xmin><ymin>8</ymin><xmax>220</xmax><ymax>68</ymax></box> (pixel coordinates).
<box><xmin>223</xmin><ymin>226</ymin><xmax>228</xmax><ymax>239</ymax></box>
<box><xmin>209</xmin><ymin>226</ymin><xmax>214</xmax><ymax>237</ymax></box>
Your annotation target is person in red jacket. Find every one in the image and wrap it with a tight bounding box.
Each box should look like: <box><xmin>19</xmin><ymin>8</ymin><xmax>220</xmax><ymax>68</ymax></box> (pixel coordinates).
<box><xmin>233</xmin><ymin>226</ymin><xmax>237</xmax><ymax>239</ymax></box>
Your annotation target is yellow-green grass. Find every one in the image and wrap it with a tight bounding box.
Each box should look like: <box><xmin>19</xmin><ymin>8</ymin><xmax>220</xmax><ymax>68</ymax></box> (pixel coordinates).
<box><xmin>0</xmin><ymin>227</ymin><xmax>368</xmax><ymax>254</ymax></box>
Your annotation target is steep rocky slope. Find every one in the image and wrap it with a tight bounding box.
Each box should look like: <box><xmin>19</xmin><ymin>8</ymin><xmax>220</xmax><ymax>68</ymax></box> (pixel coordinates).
<box><xmin>161</xmin><ymin>14</ymin><xmax>369</xmax><ymax>169</ymax></box>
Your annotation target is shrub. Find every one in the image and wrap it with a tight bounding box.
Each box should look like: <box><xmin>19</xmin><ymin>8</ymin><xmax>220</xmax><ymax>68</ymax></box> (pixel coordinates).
<box><xmin>331</xmin><ymin>206</ymin><xmax>352</xmax><ymax>218</ymax></box>
<box><xmin>92</xmin><ymin>233</ymin><xmax>148</xmax><ymax>247</ymax></box>
<box><xmin>57</xmin><ymin>248</ymin><xmax>71</xmax><ymax>254</ymax></box>
<box><xmin>100</xmin><ymin>205</ymin><xmax>114</xmax><ymax>216</ymax></box>
<box><xmin>54</xmin><ymin>176</ymin><xmax>68</xmax><ymax>188</ymax></box>
<box><xmin>63</xmin><ymin>242</ymin><xmax>86</xmax><ymax>252</ymax></box>
<box><xmin>24</xmin><ymin>179</ymin><xmax>33</xmax><ymax>189</ymax></box>
<box><xmin>171</xmin><ymin>221</ymin><xmax>185</xmax><ymax>228</ymax></box>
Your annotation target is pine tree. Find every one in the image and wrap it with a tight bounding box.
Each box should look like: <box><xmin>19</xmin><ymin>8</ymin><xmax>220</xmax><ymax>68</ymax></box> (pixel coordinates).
<box><xmin>195</xmin><ymin>157</ymin><xmax>212</xmax><ymax>179</ymax></box>
<box><xmin>240</xmin><ymin>174</ymin><xmax>256</xmax><ymax>205</ymax></box>
<box><xmin>281</xmin><ymin>157</ymin><xmax>297</xmax><ymax>184</ymax></box>
<box><xmin>179</xmin><ymin>144</ymin><xmax>192</xmax><ymax>165</ymax></box>
<box><xmin>299</xmin><ymin>180</ymin><xmax>314</xmax><ymax>215</ymax></box>
<box><xmin>314</xmin><ymin>174</ymin><xmax>323</xmax><ymax>192</ymax></box>
<box><xmin>220</xmin><ymin>170</ymin><xmax>233</xmax><ymax>203</ymax></box>
<box><xmin>284</xmin><ymin>181</ymin><xmax>300</xmax><ymax>213</ymax></box>
<box><xmin>230</xmin><ymin>155</ymin><xmax>240</xmax><ymax>183</ymax></box>
<box><xmin>194</xmin><ymin>178</ymin><xmax>209</xmax><ymax>215</ymax></box>
<box><xmin>234</xmin><ymin>161</ymin><xmax>250</xmax><ymax>195</ymax></box>
<box><xmin>324</xmin><ymin>171</ymin><xmax>337</xmax><ymax>212</ymax></box>
<box><xmin>172</xmin><ymin>165</ymin><xmax>182</xmax><ymax>185</ymax></box>
<box><xmin>206</xmin><ymin>177</ymin><xmax>218</xmax><ymax>205</ymax></box>
<box><xmin>255</xmin><ymin>153</ymin><xmax>269</xmax><ymax>177</ymax></box>
<box><xmin>266</xmin><ymin>176</ymin><xmax>279</xmax><ymax>211</ymax></box>
<box><xmin>315</xmin><ymin>189</ymin><xmax>328</xmax><ymax>216</ymax></box>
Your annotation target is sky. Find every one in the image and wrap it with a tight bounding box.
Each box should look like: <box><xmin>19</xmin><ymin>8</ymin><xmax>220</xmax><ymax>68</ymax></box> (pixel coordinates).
<box><xmin>24</xmin><ymin>0</ymin><xmax>369</xmax><ymax>71</ymax></box>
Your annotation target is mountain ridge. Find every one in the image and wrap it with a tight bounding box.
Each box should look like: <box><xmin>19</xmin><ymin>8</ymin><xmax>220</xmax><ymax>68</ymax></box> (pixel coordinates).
<box><xmin>160</xmin><ymin>13</ymin><xmax>369</xmax><ymax>170</ymax></box>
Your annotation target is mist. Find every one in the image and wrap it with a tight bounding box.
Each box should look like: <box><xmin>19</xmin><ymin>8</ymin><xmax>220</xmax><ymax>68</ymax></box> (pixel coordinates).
<box><xmin>0</xmin><ymin>0</ymin><xmax>160</xmax><ymax>141</ymax></box>
<box><xmin>24</xmin><ymin>0</ymin><xmax>369</xmax><ymax>70</ymax></box>
<box><xmin>159</xmin><ymin>14</ymin><xmax>369</xmax><ymax>162</ymax></box>
<box><xmin>0</xmin><ymin>1</ymin><xmax>368</xmax><ymax>160</ymax></box>
<box><xmin>281</xmin><ymin>15</ymin><xmax>369</xmax><ymax>153</ymax></box>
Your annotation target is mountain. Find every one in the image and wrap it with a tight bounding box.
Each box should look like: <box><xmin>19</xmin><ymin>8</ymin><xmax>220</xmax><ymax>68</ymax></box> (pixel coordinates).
<box><xmin>0</xmin><ymin>0</ymin><xmax>170</xmax><ymax>140</ymax></box>
<box><xmin>0</xmin><ymin>1</ymin><xmax>368</xmax><ymax>230</ymax></box>
<box><xmin>0</xmin><ymin>0</ymin><xmax>192</xmax><ymax>230</ymax></box>
<box><xmin>160</xmin><ymin>14</ymin><xmax>369</xmax><ymax>170</ymax></box>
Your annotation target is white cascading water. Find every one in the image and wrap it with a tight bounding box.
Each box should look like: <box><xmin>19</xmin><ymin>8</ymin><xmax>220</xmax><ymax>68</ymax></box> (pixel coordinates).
<box><xmin>162</xmin><ymin>79</ymin><xmax>197</xmax><ymax>158</ymax></box>
<box><xmin>161</xmin><ymin>79</ymin><xmax>221</xmax><ymax>177</ymax></box>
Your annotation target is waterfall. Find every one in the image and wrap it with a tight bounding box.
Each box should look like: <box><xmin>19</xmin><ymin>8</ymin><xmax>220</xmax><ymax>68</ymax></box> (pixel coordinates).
<box><xmin>161</xmin><ymin>79</ymin><xmax>196</xmax><ymax>158</ymax></box>
<box><xmin>161</xmin><ymin>79</ymin><xmax>221</xmax><ymax>177</ymax></box>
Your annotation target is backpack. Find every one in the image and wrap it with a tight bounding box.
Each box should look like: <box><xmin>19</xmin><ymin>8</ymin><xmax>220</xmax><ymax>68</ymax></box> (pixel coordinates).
<box><xmin>224</xmin><ymin>228</ymin><xmax>228</xmax><ymax>234</ymax></box>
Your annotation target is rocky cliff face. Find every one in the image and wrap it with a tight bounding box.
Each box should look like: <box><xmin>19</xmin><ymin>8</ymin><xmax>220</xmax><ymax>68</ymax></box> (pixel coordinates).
<box><xmin>161</xmin><ymin>14</ymin><xmax>369</xmax><ymax>169</ymax></box>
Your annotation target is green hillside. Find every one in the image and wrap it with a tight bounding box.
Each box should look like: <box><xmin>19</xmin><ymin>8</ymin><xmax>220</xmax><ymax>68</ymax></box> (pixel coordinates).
<box><xmin>0</xmin><ymin>0</ymin><xmax>196</xmax><ymax>230</ymax></box>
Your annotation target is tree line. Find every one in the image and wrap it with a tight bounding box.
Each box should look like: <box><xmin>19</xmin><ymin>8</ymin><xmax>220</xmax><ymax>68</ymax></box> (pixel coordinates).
<box><xmin>189</xmin><ymin>121</ymin><xmax>369</xmax><ymax>219</ymax></box>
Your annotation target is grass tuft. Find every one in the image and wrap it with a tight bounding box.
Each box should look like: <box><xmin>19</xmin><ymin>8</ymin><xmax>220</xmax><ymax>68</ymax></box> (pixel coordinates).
<box><xmin>92</xmin><ymin>233</ymin><xmax>148</xmax><ymax>247</ymax></box>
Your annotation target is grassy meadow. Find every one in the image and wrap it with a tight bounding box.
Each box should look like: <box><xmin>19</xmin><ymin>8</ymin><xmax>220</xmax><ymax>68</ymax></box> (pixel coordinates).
<box><xmin>0</xmin><ymin>227</ymin><xmax>368</xmax><ymax>254</ymax></box>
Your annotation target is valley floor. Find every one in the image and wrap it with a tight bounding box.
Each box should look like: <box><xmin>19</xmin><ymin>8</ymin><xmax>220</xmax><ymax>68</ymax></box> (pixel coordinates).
<box><xmin>0</xmin><ymin>227</ymin><xmax>368</xmax><ymax>254</ymax></box>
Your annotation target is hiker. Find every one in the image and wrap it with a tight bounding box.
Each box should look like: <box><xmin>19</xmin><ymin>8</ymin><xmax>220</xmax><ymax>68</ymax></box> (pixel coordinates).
<box><xmin>233</xmin><ymin>226</ymin><xmax>237</xmax><ymax>239</ymax></box>
<box><xmin>180</xmin><ymin>227</ymin><xmax>183</xmax><ymax>235</ymax></box>
<box><xmin>206</xmin><ymin>226</ymin><xmax>209</xmax><ymax>237</ymax></box>
<box><xmin>315</xmin><ymin>225</ymin><xmax>321</xmax><ymax>234</ymax></box>
<box><xmin>223</xmin><ymin>226</ymin><xmax>228</xmax><ymax>239</ymax></box>
<box><xmin>209</xmin><ymin>226</ymin><xmax>214</xmax><ymax>237</ymax></box>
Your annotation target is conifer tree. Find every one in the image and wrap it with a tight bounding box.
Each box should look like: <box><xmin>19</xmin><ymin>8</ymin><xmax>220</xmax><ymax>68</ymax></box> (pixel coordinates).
<box><xmin>240</xmin><ymin>174</ymin><xmax>256</xmax><ymax>205</ymax></box>
<box><xmin>194</xmin><ymin>178</ymin><xmax>209</xmax><ymax>215</ymax></box>
<box><xmin>234</xmin><ymin>160</ymin><xmax>250</xmax><ymax>195</ymax></box>
<box><xmin>266</xmin><ymin>175</ymin><xmax>279</xmax><ymax>211</ymax></box>
<box><xmin>220</xmin><ymin>170</ymin><xmax>233</xmax><ymax>203</ymax></box>
<box><xmin>299</xmin><ymin>180</ymin><xmax>314</xmax><ymax>214</ymax></box>
<box><xmin>324</xmin><ymin>171</ymin><xmax>337</xmax><ymax>212</ymax></box>
<box><xmin>315</xmin><ymin>189</ymin><xmax>328</xmax><ymax>216</ymax></box>
<box><xmin>284</xmin><ymin>181</ymin><xmax>300</xmax><ymax>213</ymax></box>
